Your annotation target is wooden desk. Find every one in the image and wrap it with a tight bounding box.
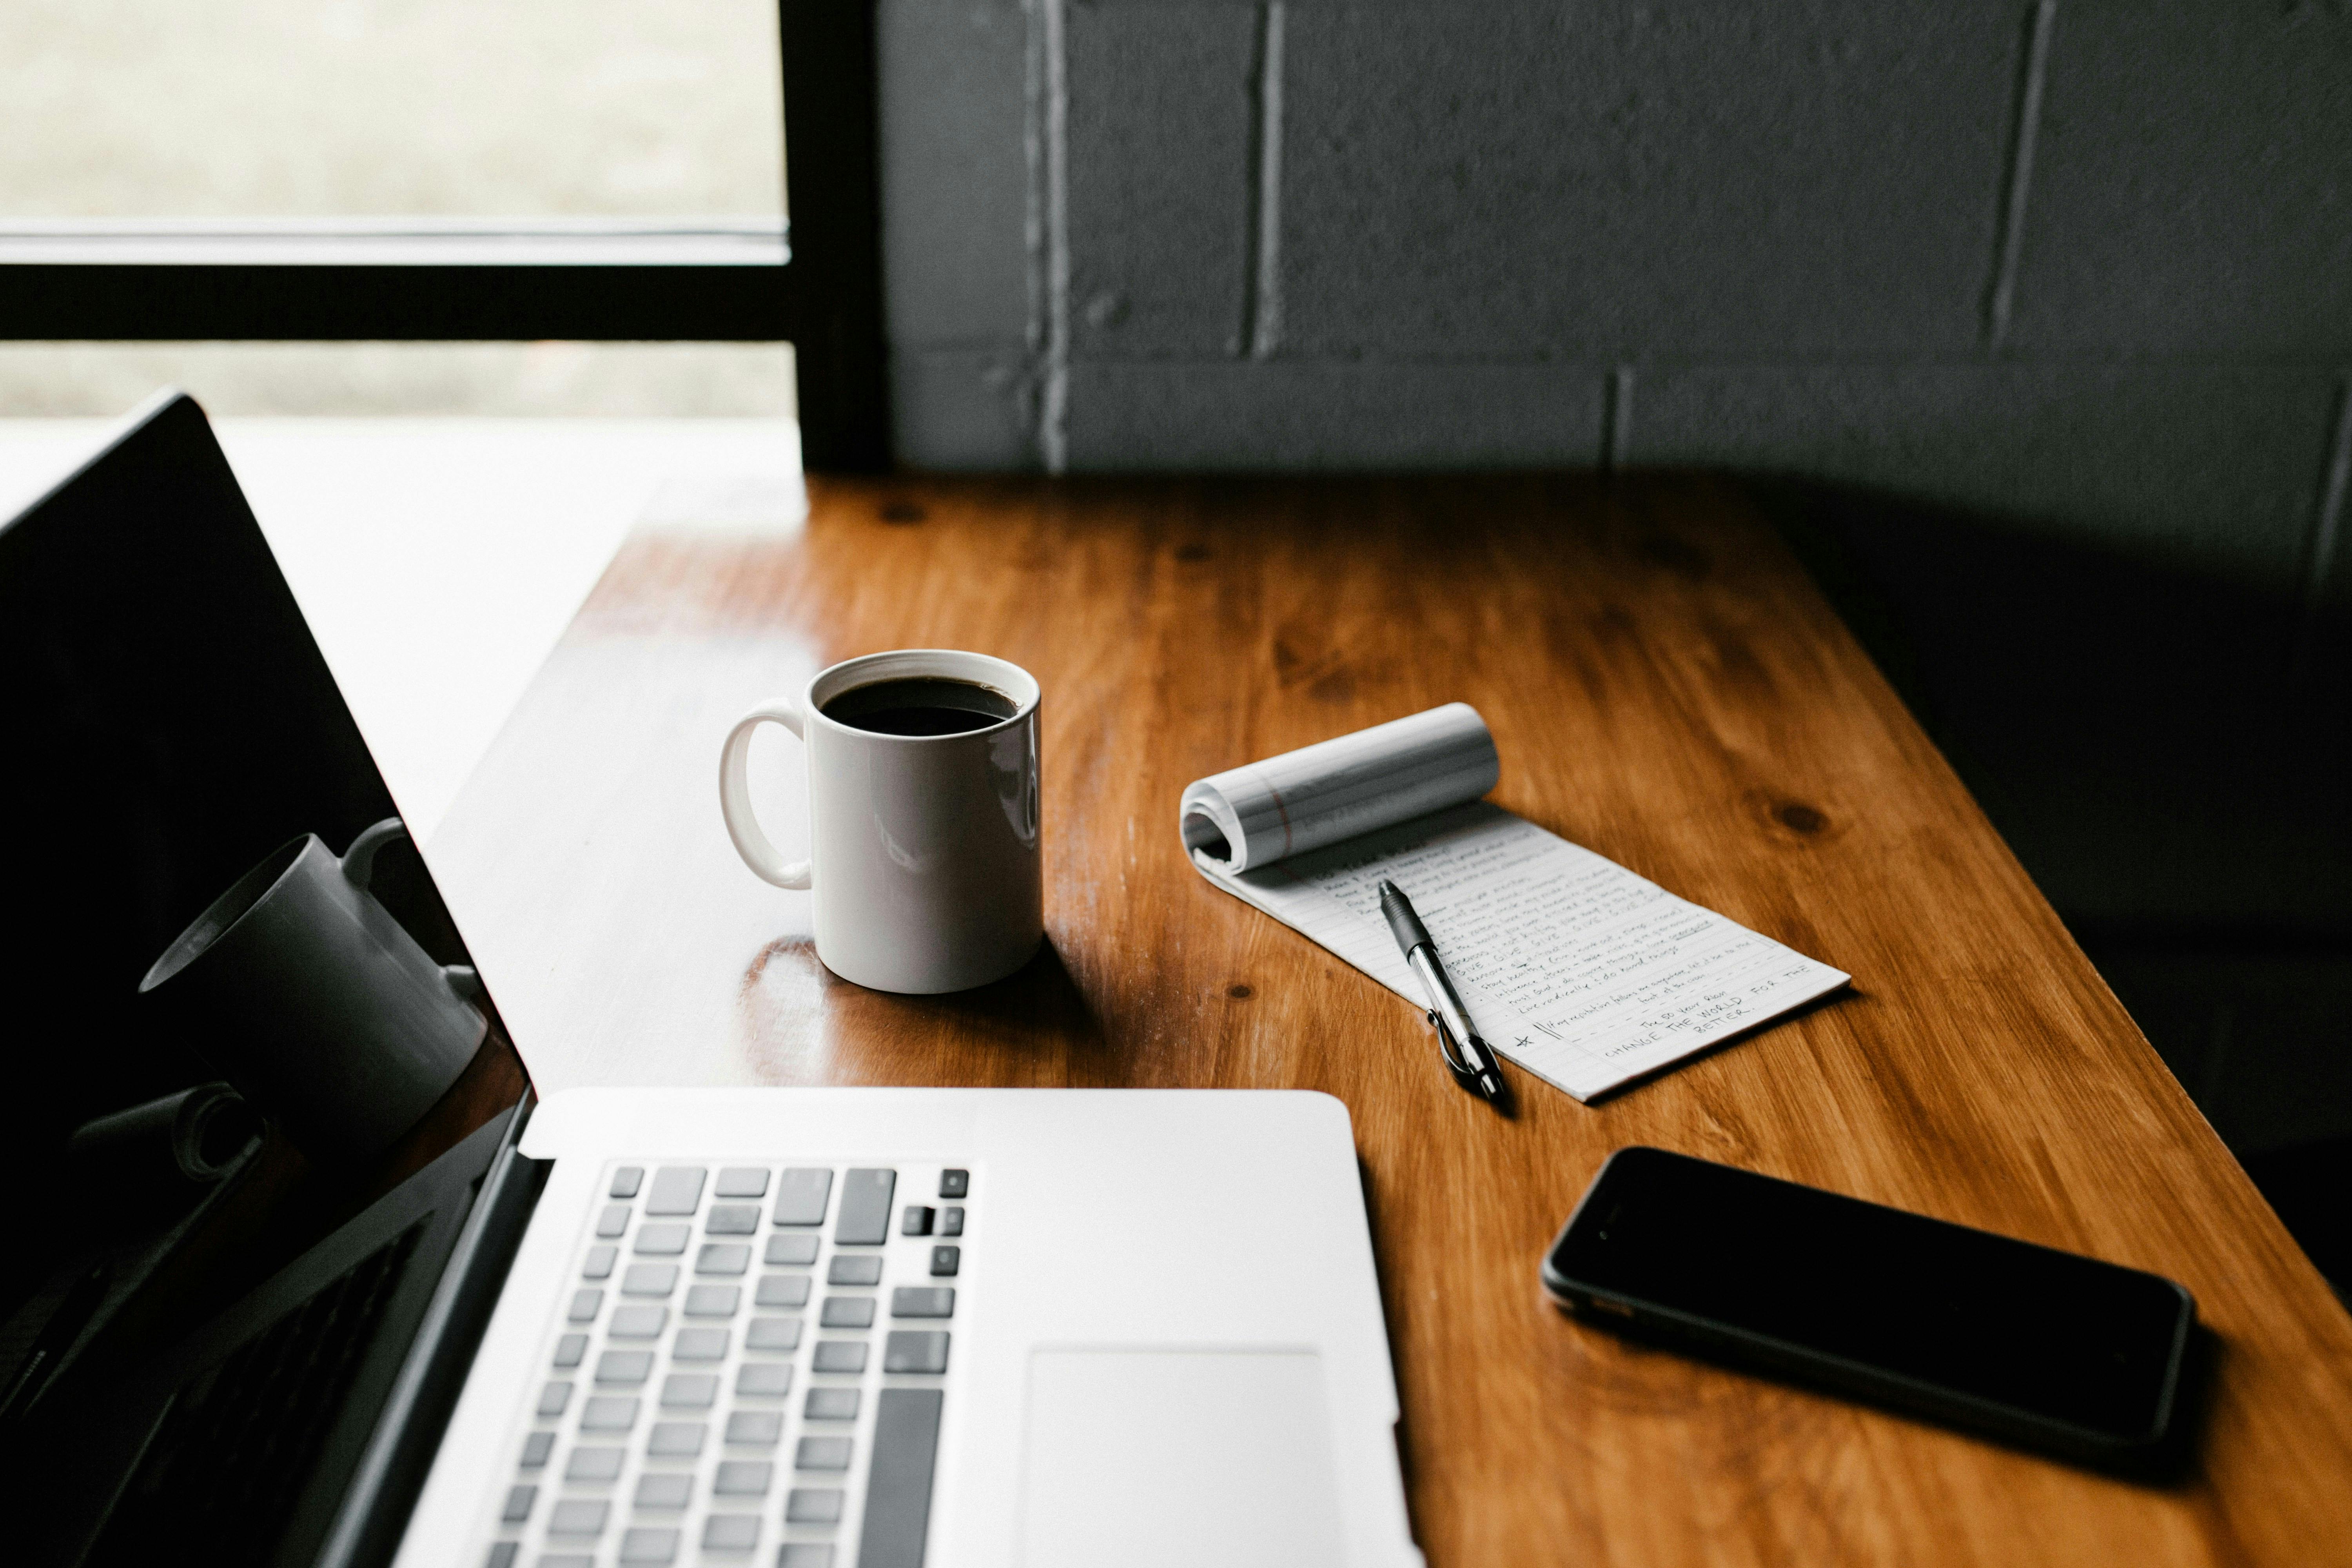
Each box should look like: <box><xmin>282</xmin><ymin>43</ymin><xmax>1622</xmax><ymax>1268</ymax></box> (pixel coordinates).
<box><xmin>433</xmin><ymin>473</ymin><xmax>2352</xmax><ymax>1566</ymax></box>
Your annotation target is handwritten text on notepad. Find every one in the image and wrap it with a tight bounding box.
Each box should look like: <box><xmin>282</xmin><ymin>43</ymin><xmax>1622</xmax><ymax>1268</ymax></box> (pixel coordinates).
<box><xmin>1220</xmin><ymin>802</ymin><xmax>1849</xmax><ymax>1100</ymax></box>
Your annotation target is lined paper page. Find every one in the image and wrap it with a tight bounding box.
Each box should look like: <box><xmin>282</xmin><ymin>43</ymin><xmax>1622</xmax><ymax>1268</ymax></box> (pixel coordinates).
<box><xmin>1195</xmin><ymin>801</ymin><xmax>1849</xmax><ymax>1102</ymax></box>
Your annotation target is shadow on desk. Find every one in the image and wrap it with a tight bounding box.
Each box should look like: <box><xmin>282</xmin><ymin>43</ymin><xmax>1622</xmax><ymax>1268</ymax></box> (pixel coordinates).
<box><xmin>742</xmin><ymin>936</ymin><xmax>1109</xmax><ymax>1086</ymax></box>
<box><xmin>1758</xmin><ymin>476</ymin><xmax>2352</xmax><ymax>1289</ymax></box>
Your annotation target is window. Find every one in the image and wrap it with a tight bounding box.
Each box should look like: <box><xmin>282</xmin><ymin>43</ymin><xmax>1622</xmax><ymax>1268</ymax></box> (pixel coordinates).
<box><xmin>0</xmin><ymin>0</ymin><xmax>784</xmax><ymax>222</ymax></box>
<box><xmin>0</xmin><ymin>0</ymin><xmax>887</xmax><ymax>463</ymax></box>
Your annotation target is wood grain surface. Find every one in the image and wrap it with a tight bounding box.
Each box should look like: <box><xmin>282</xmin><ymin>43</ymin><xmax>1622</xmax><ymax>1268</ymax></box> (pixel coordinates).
<box><xmin>432</xmin><ymin>472</ymin><xmax>2352</xmax><ymax>1567</ymax></box>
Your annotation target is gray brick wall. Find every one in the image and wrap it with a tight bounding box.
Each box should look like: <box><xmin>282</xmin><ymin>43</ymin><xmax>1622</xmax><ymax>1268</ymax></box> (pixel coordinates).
<box><xmin>877</xmin><ymin>0</ymin><xmax>2352</xmax><ymax>598</ymax></box>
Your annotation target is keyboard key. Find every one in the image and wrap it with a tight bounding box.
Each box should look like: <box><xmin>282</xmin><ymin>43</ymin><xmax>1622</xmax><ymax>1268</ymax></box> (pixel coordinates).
<box><xmin>702</xmin><ymin>1514</ymin><xmax>760</xmax><ymax>1551</ymax></box>
<box><xmin>644</xmin><ymin>1167</ymin><xmax>706</xmax><ymax>1216</ymax></box>
<box><xmin>835</xmin><ymin>1169</ymin><xmax>895</xmax><ymax>1244</ymax></box>
<box><xmin>778</xmin><ymin>1548</ymin><xmax>834</xmax><ymax>1568</ymax></box>
<box><xmin>820</xmin><ymin>1297</ymin><xmax>876</xmax><ymax>1329</ymax></box>
<box><xmin>647</xmin><ymin>1421</ymin><xmax>705</xmax><ymax>1457</ymax></box>
<box><xmin>567</xmin><ymin>1289</ymin><xmax>602</xmax><ymax>1323</ymax></box>
<box><xmin>674</xmin><ymin>1327</ymin><xmax>730</xmax><ymax>1361</ymax></box>
<box><xmin>726</xmin><ymin>1409</ymin><xmax>783</xmax><ymax>1445</ymax></box>
<box><xmin>805</xmin><ymin>1387</ymin><xmax>860</xmax><ymax>1421</ymax></box>
<box><xmin>773</xmin><ymin>1169</ymin><xmax>833</xmax><ymax>1227</ymax></box>
<box><xmin>552</xmin><ymin>1333</ymin><xmax>589</xmax><ymax>1368</ymax></box>
<box><xmin>902</xmin><ymin>1205</ymin><xmax>934</xmax><ymax>1237</ymax></box>
<box><xmin>938</xmin><ymin>1207</ymin><xmax>964</xmax><ymax>1237</ymax></box>
<box><xmin>938</xmin><ymin>1169</ymin><xmax>969</xmax><ymax>1199</ymax></box>
<box><xmin>622</xmin><ymin>1263</ymin><xmax>678</xmax><ymax>1297</ymax></box>
<box><xmin>747</xmin><ymin>1317</ymin><xmax>805</xmax><ymax>1352</ymax></box>
<box><xmin>786</xmin><ymin>1488</ymin><xmax>844</xmax><ymax>1523</ymax></box>
<box><xmin>596</xmin><ymin>1350</ymin><xmax>653</xmax><ymax>1385</ymax></box>
<box><xmin>713</xmin><ymin>1459</ymin><xmax>774</xmax><ymax>1495</ymax></box>
<box><xmin>883</xmin><ymin>1331</ymin><xmax>950</xmax><ymax>1375</ymax></box>
<box><xmin>696</xmin><ymin>1243</ymin><xmax>751</xmax><ymax>1276</ymax></box>
<box><xmin>812</xmin><ymin>1341</ymin><xmax>867</xmax><ymax>1374</ymax></box>
<box><xmin>610</xmin><ymin>1305</ymin><xmax>669</xmax><ymax>1339</ymax></box>
<box><xmin>891</xmin><ymin>1287</ymin><xmax>955</xmax><ymax>1319</ymax></box>
<box><xmin>618</xmin><ymin>1525</ymin><xmax>679</xmax><ymax>1564</ymax></box>
<box><xmin>685</xmin><ymin>1284</ymin><xmax>741</xmax><ymax>1318</ymax></box>
<box><xmin>736</xmin><ymin>1362</ymin><xmax>793</xmax><ymax>1398</ymax></box>
<box><xmin>795</xmin><ymin>1436</ymin><xmax>853</xmax><ymax>1471</ymax></box>
<box><xmin>756</xmin><ymin>1275</ymin><xmax>811</xmax><ymax>1308</ymax></box>
<box><xmin>565</xmin><ymin>1445</ymin><xmax>625</xmax><ymax>1481</ymax></box>
<box><xmin>501</xmin><ymin>1483</ymin><xmax>535</xmax><ymax>1523</ymax></box>
<box><xmin>661</xmin><ymin>1373</ymin><xmax>718</xmax><ymax>1409</ymax></box>
<box><xmin>764</xmin><ymin>1233</ymin><xmax>820</xmax><ymax>1267</ymax></box>
<box><xmin>635</xmin><ymin>1472</ymin><xmax>693</xmax><ymax>1508</ymax></box>
<box><xmin>826</xmin><ymin>1256</ymin><xmax>882</xmax><ymax>1287</ymax></box>
<box><xmin>609</xmin><ymin>1167</ymin><xmax>644</xmax><ymax>1199</ymax></box>
<box><xmin>705</xmin><ymin>1205</ymin><xmax>760</xmax><ymax>1236</ymax></box>
<box><xmin>548</xmin><ymin>1499</ymin><xmax>608</xmax><ymax>1535</ymax></box>
<box><xmin>580</xmin><ymin>1396</ymin><xmax>639</xmax><ymax>1430</ymax></box>
<box><xmin>520</xmin><ymin>1430</ymin><xmax>556</xmax><ymax>1468</ymax></box>
<box><xmin>859</xmin><ymin>1389</ymin><xmax>944</xmax><ymax>1568</ymax></box>
<box><xmin>633</xmin><ymin>1223</ymin><xmax>690</xmax><ymax>1256</ymax></box>
<box><xmin>538</xmin><ymin>1557</ymin><xmax>593</xmax><ymax>1568</ymax></box>
<box><xmin>715</xmin><ymin>1167</ymin><xmax>770</xmax><ymax>1199</ymax></box>
<box><xmin>930</xmin><ymin>1246</ymin><xmax>960</xmax><ymax>1278</ymax></box>
<box><xmin>595</xmin><ymin>1205</ymin><xmax>630</xmax><ymax>1239</ymax></box>
<box><xmin>581</xmin><ymin>1245</ymin><xmax>617</xmax><ymax>1281</ymax></box>
<box><xmin>485</xmin><ymin>1543</ymin><xmax>518</xmax><ymax>1568</ymax></box>
<box><xmin>538</xmin><ymin>1381</ymin><xmax>573</xmax><ymax>1417</ymax></box>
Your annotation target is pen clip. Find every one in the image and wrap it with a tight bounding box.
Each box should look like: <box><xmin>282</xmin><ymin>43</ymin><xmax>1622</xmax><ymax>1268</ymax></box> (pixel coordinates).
<box><xmin>1426</xmin><ymin>1009</ymin><xmax>1485</xmax><ymax>1092</ymax></box>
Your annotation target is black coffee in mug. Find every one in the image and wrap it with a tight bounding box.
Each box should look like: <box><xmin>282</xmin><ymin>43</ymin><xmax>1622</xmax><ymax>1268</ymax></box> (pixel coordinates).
<box><xmin>821</xmin><ymin>675</ymin><xmax>1019</xmax><ymax>736</ymax></box>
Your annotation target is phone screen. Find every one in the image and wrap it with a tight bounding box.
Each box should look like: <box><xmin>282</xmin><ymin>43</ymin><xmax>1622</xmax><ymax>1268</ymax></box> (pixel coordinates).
<box><xmin>1544</xmin><ymin>1148</ymin><xmax>2195</xmax><ymax>1448</ymax></box>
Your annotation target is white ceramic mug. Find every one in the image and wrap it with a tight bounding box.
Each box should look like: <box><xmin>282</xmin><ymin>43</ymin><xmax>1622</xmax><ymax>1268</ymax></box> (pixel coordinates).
<box><xmin>719</xmin><ymin>649</ymin><xmax>1044</xmax><ymax>993</ymax></box>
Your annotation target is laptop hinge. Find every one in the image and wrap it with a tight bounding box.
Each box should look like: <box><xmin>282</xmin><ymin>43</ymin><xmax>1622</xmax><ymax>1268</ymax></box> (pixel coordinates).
<box><xmin>312</xmin><ymin>1093</ymin><xmax>549</xmax><ymax>1568</ymax></box>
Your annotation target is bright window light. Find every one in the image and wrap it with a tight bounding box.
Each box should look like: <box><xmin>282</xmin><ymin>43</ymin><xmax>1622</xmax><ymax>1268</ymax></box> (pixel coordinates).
<box><xmin>0</xmin><ymin>0</ymin><xmax>785</xmax><ymax>219</ymax></box>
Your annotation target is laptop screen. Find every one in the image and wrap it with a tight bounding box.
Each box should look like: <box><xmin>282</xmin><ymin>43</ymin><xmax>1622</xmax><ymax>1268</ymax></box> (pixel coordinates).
<box><xmin>0</xmin><ymin>393</ymin><xmax>495</xmax><ymax>1312</ymax></box>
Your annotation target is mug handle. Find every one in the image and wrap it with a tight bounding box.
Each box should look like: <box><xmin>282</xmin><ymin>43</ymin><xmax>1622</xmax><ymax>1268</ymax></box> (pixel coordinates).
<box><xmin>720</xmin><ymin>700</ymin><xmax>813</xmax><ymax>889</ymax></box>
<box><xmin>341</xmin><ymin>817</ymin><xmax>485</xmax><ymax>1009</ymax></box>
<box><xmin>340</xmin><ymin>817</ymin><xmax>409</xmax><ymax>888</ymax></box>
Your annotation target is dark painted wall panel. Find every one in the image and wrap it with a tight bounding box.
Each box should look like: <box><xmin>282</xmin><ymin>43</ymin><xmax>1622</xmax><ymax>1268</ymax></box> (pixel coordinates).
<box><xmin>1066</xmin><ymin>2</ymin><xmax>1263</xmax><ymax>359</ymax></box>
<box><xmin>891</xmin><ymin>348</ymin><xmax>1040</xmax><ymax>469</ymax></box>
<box><xmin>1626</xmin><ymin>363</ymin><xmax>2340</xmax><ymax>595</ymax></box>
<box><xmin>2010</xmin><ymin>0</ymin><xmax>2352</xmax><ymax>355</ymax></box>
<box><xmin>1063</xmin><ymin>360</ymin><xmax>1606</xmax><ymax>470</ymax></box>
<box><xmin>1277</xmin><ymin>1</ymin><xmax>2018</xmax><ymax>359</ymax></box>
<box><xmin>871</xmin><ymin>2</ymin><xmax>2352</xmax><ymax>587</ymax></box>
<box><xmin>877</xmin><ymin>0</ymin><xmax>1032</xmax><ymax>348</ymax></box>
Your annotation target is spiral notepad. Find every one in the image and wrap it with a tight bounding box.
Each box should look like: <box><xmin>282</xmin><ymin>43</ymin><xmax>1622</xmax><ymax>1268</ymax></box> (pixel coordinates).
<box><xmin>1180</xmin><ymin>705</ymin><xmax>1850</xmax><ymax>1102</ymax></box>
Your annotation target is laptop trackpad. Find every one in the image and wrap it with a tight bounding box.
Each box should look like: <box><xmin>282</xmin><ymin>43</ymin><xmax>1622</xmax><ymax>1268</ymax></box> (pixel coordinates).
<box><xmin>1018</xmin><ymin>1348</ymin><xmax>1348</xmax><ymax>1568</ymax></box>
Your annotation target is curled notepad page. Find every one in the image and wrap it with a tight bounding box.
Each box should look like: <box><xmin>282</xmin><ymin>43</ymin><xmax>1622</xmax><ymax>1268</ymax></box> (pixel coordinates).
<box><xmin>1180</xmin><ymin>703</ymin><xmax>1501</xmax><ymax>873</ymax></box>
<box><xmin>1181</xmin><ymin>706</ymin><xmax>1851</xmax><ymax>1102</ymax></box>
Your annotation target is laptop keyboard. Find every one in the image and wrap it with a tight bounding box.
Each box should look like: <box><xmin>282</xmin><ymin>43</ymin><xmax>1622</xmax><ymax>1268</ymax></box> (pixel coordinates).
<box><xmin>481</xmin><ymin>1161</ymin><xmax>969</xmax><ymax>1568</ymax></box>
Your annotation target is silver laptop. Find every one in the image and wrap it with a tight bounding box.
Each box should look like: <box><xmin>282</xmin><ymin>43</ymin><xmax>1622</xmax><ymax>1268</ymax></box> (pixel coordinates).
<box><xmin>1</xmin><ymin>395</ymin><xmax>1419</xmax><ymax>1568</ymax></box>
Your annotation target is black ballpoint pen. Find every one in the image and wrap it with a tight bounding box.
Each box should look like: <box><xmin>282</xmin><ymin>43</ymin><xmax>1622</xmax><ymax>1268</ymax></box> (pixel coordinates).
<box><xmin>1377</xmin><ymin>879</ymin><xmax>1508</xmax><ymax>1104</ymax></box>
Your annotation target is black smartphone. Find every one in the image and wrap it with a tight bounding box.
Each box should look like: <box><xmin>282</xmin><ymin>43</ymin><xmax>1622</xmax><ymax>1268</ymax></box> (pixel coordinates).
<box><xmin>1541</xmin><ymin>1147</ymin><xmax>2199</xmax><ymax>1469</ymax></box>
